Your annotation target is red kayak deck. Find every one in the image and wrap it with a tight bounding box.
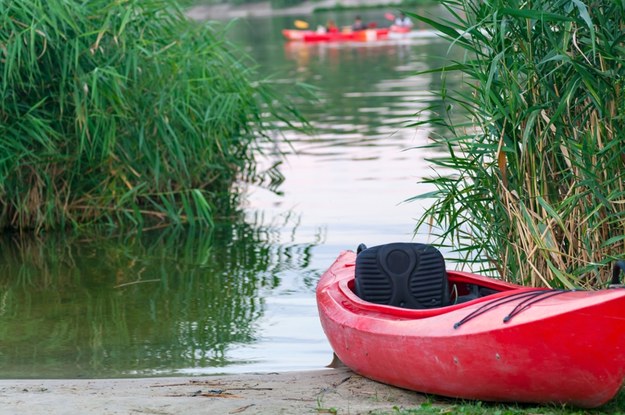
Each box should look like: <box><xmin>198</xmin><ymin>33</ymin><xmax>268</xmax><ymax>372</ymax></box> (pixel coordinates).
<box><xmin>317</xmin><ymin>250</ymin><xmax>625</xmax><ymax>408</ymax></box>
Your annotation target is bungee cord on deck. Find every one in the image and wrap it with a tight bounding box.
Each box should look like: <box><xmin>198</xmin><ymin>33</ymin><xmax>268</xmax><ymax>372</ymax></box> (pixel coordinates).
<box><xmin>454</xmin><ymin>289</ymin><xmax>570</xmax><ymax>329</ymax></box>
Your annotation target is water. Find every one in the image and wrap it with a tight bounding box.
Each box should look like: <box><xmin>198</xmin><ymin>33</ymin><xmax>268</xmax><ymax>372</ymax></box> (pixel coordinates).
<box><xmin>0</xmin><ymin>7</ymin><xmax>458</xmax><ymax>378</ymax></box>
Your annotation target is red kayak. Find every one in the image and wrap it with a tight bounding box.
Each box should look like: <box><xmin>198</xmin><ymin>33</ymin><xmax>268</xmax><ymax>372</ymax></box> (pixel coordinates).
<box><xmin>317</xmin><ymin>244</ymin><xmax>625</xmax><ymax>408</ymax></box>
<box><xmin>282</xmin><ymin>27</ymin><xmax>408</xmax><ymax>42</ymax></box>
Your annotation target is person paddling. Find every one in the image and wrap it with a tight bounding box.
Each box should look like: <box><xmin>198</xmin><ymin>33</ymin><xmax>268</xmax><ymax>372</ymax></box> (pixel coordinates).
<box><xmin>393</xmin><ymin>12</ymin><xmax>413</xmax><ymax>28</ymax></box>
<box><xmin>326</xmin><ymin>19</ymin><xmax>339</xmax><ymax>33</ymax></box>
<box><xmin>352</xmin><ymin>16</ymin><xmax>366</xmax><ymax>31</ymax></box>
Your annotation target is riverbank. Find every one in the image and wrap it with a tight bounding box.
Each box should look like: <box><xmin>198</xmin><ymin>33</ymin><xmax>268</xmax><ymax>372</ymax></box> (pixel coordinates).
<box><xmin>186</xmin><ymin>0</ymin><xmax>403</xmax><ymax>20</ymax></box>
<box><xmin>0</xmin><ymin>367</ymin><xmax>427</xmax><ymax>414</ymax></box>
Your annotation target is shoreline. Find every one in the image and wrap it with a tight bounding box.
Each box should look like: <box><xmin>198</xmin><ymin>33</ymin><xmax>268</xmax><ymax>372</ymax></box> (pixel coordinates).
<box><xmin>0</xmin><ymin>367</ymin><xmax>427</xmax><ymax>414</ymax></box>
<box><xmin>186</xmin><ymin>0</ymin><xmax>404</xmax><ymax>20</ymax></box>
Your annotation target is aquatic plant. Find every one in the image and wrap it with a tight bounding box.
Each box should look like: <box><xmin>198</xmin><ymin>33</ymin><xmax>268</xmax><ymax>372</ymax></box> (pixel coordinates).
<box><xmin>0</xmin><ymin>0</ymin><xmax>305</xmax><ymax>232</ymax></box>
<box><xmin>412</xmin><ymin>0</ymin><xmax>625</xmax><ymax>288</ymax></box>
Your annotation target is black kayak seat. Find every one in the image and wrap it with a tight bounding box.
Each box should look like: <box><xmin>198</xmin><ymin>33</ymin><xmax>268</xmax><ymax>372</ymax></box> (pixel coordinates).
<box><xmin>355</xmin><ymin>243</ymin><xmax>450</xmax><ymax>309</ymax></box>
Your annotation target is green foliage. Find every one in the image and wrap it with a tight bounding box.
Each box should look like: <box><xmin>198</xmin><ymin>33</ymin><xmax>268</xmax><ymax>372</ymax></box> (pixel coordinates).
<box><xmin>412</xmin><ymin>0</ymin><xmax>625</xmax><ymax>288</ymax></box>
<box><xmin>389</xmin><ymin>391</ymin><xmax>625</xmax><ymax>413</ymax></box>
<box><xmin>269</xmin><ymin>0</ymin><xmax>306</xmax><ymax>9</ymax></box>
<box><xmin>0</xmin><ymin>0</ymin><xmax>305</xmax><ymax>233</ymax></box>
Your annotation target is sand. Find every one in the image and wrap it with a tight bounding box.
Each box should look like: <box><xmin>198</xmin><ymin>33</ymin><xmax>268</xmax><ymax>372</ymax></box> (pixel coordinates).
<box><xmin>0</xmin><ymin>367</ymin><xmax>428</xmax><ymax>414</ymax></box>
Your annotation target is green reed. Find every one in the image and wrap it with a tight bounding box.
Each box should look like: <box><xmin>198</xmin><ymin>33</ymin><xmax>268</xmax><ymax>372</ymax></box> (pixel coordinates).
<box><xmin>412</xmin><ymin>1</ymin><xmax>625</xmax><ymax>288</ymax></box>
<box><xmin>0</xmin><ymin>0</ymin><xmax>305</xmax><ymax>233</ymax></box>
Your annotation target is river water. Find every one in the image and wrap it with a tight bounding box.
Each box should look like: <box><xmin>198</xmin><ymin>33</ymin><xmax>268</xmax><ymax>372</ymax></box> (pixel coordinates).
<box><xmin>0</xmin><ymin>6</ymin><xmax>458</xmax><ymax>378</ymax></box>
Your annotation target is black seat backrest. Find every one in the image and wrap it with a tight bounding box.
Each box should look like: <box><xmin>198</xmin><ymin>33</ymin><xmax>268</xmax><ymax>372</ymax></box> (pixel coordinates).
<box><xmin>355</xmin><ymin>243</ymin><xmax>449</xmax><ymax>309</ymax></box>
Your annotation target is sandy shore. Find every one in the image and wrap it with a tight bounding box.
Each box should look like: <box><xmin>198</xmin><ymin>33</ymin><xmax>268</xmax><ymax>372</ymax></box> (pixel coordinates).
<box><xmin>0</xmin><ymin>367</ymin><xmax>427</xmax><ymax>414</ymax></box>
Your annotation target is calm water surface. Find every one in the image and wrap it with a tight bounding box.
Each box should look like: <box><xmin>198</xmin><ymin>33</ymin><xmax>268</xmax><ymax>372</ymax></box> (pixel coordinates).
<box><xmin>0</xmin><ymin>7</ymin><xmax>459</xmax><ymax>378</ymax></box>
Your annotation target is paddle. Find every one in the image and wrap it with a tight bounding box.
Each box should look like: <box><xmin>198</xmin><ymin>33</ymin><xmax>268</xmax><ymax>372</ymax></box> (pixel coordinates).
<box><xmin>384</xmin><ymin>12</ymin><xmax>395</xmax><ymax>22</ymax></box>
<box><xmin>294</xmin><ymin>20</ymin><xmax>309</xmax><ymax>29</ymax></box>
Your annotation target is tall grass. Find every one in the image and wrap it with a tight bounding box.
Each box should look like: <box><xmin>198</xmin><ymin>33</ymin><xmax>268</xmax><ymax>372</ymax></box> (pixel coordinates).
<box><xmin>412</xmin><ymin>1</ymin><xmax>625</xmax><ymax>288</ymax></box>
<box><xmin>0</xmin><ymin>0</ymin><xmax>305</xmax><ymax>233</ymax></box>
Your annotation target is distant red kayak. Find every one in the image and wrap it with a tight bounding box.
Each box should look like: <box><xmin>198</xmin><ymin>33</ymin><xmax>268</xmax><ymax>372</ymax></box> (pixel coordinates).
<box><xmin>317</xmin><ymin>245</ymin><xmax>625</xmax><ymax>408</ymax></box>
<box><xmin>282</xmin><ymin>26</ymin><xmax>409</xmax><ymax>42</ymax></box>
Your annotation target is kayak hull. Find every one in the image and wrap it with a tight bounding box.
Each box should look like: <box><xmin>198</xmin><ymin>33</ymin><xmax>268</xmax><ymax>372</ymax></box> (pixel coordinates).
<box><xmin>317</xmin><ymin>250</ymin><xmax>625</xmax><ymax>408</ymax></box>
<box><xmin>282</xmin><ymin>28</ymin><xmax>401</xmax><ymax>42</ymax></box>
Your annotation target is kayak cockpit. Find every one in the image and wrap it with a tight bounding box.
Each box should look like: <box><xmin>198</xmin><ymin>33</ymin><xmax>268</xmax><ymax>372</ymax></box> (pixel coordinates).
<box><xmin>344</xmin><ymin>242</ymin><xmax>542</xmax><ymax>318</ymax></box>
<box><xmin>337</xmin><ymin>276</ymin><xmax>540</xmax><ymax>320</ymax></box>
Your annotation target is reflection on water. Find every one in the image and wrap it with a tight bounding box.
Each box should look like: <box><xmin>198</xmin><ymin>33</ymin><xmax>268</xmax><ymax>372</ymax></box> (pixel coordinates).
<box><xmin>0</xmin><ymin>6</ymin><xmax>461</xmax><ymax>378</ymax></box>
<box><xmin>0</xmin><ymin>224</ymin><xmax>315</xmax><ymax>378</ymax></box>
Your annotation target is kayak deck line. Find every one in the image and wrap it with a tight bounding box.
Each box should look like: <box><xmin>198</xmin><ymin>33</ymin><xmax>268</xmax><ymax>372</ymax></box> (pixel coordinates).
<box><xmin>454</xmin><ymin>289</ymin><xmax>568</xmax><ymax>328</ymax></box>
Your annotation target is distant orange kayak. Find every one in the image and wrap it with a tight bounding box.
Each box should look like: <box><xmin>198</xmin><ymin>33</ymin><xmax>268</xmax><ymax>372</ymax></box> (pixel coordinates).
<box><xmin>317</xmin><ymin>244</ymin><xmax>625</xmax><ymax>408</ymax></box>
